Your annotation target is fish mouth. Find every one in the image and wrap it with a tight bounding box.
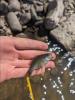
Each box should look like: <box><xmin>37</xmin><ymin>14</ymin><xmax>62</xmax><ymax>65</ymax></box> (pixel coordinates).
<box><xmin>47</xmin><ymin>52</ymin><xmax>56</xmax><ymax>60</ymax></box>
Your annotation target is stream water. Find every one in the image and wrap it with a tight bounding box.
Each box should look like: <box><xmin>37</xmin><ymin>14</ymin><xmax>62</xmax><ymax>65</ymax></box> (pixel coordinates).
<box><xmin>28</xmin><ymin>42</ymin><xmax>75</xmax><ymax>100</ymax></box>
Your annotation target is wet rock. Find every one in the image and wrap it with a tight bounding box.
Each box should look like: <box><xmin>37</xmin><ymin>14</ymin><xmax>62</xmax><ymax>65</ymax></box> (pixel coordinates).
<box><xmin>50</xmin><ymin>14</ymin><xmax>75</xmax><ymax>50</ymax></box>
<box><xmin>8</xmin><ymin>0</ymin><xmax>20</xmax><ymax>12</ymax></box>
<box><xmin>44</xmin><ymin>0</ymin><xmax>64</xmax><ymax>30</ymax></box>
<box><xmin>0</xmin><ymin>0</ymin><xmax>8</xmax><ymax>15</ymax></box>
<box><xmin>6</xmin><ymin>12</ymin><xmax>22</xmax><ymax>32</ymax></box>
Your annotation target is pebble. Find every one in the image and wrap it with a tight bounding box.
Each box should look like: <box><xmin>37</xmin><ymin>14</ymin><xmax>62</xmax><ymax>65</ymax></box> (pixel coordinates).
<box><xmin>18</xmin><ymin>12</ymin><xmax>31</xmax><ymax>25</ymax></box>
<box><xmin>21</xmin><ymin>4</ymin><xmax>30</xmax><ymax>11</ymax></box>
<box><xmin>0</xmin><ymin>1</ymin><xmax>8</xmax><ymax>15</ymax></box>
<box><xmin>6</xmin><ymin>12</ymin><xmax>22</xmax><ymax>32</ymax></box>
<box><xmin>8</xmin><ymin>0</ymin><xmax>20</xmax><ymax>11</ymax></box>
<box><xmin>44</xmin><ymin>18</ymin><xmax>56</xmax><ymax>30</ymax></box>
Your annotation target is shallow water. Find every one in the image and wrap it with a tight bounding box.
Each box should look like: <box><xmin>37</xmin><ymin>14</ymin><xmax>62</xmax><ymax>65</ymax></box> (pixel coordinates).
<box><xmin>29</xmin><ymin>43</ymin><xmax>75</xmax><ymax>100</ymax></box>
<box><xmin>0</xmin><ymin>43</ymin><xmax>75</xmax><ymax>100</ymax></box>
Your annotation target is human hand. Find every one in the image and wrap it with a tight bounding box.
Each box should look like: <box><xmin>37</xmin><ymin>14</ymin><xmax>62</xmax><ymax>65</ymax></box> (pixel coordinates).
<box><xmin>0</xmin><ymin>36</ymin><xmax>56</xmax><ymax>83</ymax></box>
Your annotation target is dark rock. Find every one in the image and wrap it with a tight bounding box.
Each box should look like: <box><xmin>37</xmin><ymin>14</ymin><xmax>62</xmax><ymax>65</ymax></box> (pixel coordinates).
<box><xmin>44</xmin><ymin>18</ymin><xmax>57</xmax><ymax>30</ymax></box>
<box><xmin>18</xmin><ymin>12</ymin><xmax>31</xmax><ymax>25</ymax></box>
<box><xmin>47</xmin><ymin>0</ymin><xmax>57</xmax><ymax>12</ymax></box>
<box><xmin>44</xmin><ymin>0</ymin><xmax>64</xmax><ymax>30</ymax></box>
<box><xmin>0</xmin><ymin>1</ymin><xmax>8</xmax><ymax>15</ymax></box>
<box><xmin>6</xmin><ymin>12</ymin><xmax>22</xmax><ymax>32</ymax></box>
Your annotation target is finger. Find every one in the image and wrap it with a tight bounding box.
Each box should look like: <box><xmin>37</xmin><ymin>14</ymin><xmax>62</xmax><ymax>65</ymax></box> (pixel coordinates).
<box><xmin>11</xmin><ymin>60</ymin><xmax>32</xmax><ymax>68</ymax></box>
<box><xmin>17</xmin><ymin>50</ymin><xmax>47</xmax><ymax>60</ymax></box>
<box><xmin>13</xmin><ymin>37</ymin><xmax>48</xmax><ymax>50</ymax></box>
<box><xmin>45</xmin><ymin>61</ymin><xmax>55</xmax><ymax>69</ymax></box>
<box><xmin>11</xmin><ymin>68</ymin><xmax>29</xmax><ymax>78</ymax></box>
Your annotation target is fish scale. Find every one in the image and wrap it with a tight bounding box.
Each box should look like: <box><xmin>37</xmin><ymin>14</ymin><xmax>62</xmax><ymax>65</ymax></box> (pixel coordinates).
<box><xmin>28</xmin><ymin>53</ymin><xmax>54</xmax><ymax>75</ymax></box>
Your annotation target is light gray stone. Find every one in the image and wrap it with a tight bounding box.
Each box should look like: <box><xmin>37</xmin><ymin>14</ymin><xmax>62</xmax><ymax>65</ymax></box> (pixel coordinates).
<box><xmin>6</xmin><ymin>12</ymin><xmax>22</xmax><ymax>32</ymax></box>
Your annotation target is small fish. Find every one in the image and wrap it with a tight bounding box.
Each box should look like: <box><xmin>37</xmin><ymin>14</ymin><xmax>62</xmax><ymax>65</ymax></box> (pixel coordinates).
<box><xmin>28</xmin><ymin>52</ymin><xmax>54</xmax><ymax>75</ymax></box>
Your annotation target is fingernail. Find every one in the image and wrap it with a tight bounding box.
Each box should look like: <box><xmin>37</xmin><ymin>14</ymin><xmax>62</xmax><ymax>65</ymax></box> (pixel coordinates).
<box><xmin>42</xmin><ymin>43</ymin><xmax>48</xmax><ymax>50</ymax></box>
